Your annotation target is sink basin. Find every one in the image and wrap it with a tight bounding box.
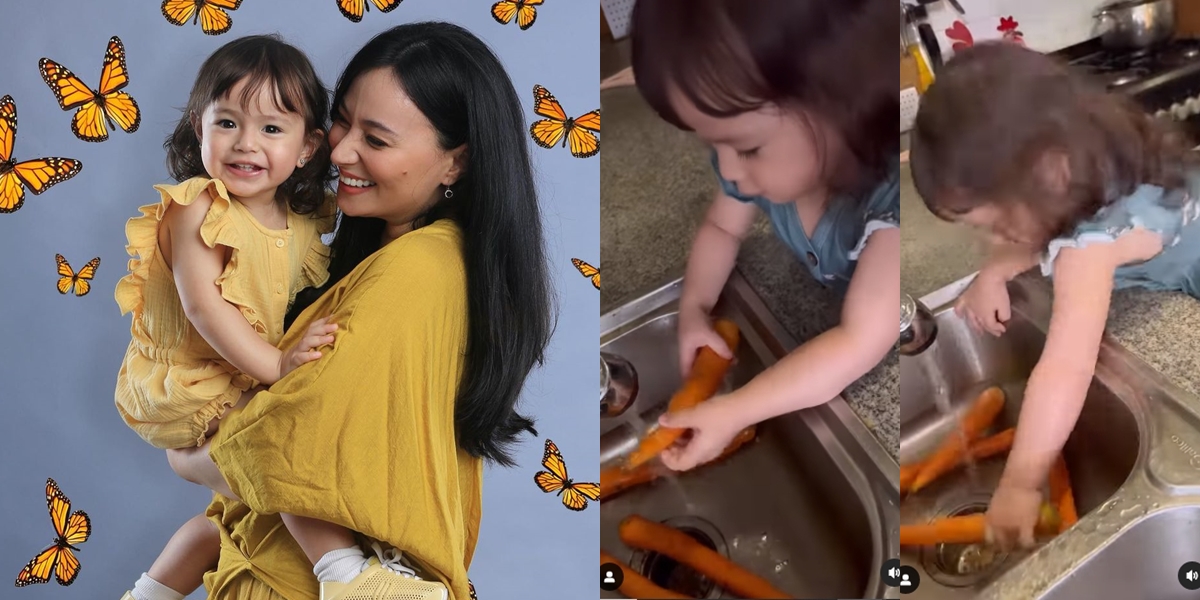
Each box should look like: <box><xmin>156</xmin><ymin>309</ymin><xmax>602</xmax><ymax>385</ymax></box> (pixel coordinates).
<box><xmin>901</xmin><ymin>272</ymin><xmax>1200</xmax><ymax>599</ymax></box>
<box><xmin>600</xmin><ymin>271</ymin><xmax>897</xmax><ymax>599</ymax></box>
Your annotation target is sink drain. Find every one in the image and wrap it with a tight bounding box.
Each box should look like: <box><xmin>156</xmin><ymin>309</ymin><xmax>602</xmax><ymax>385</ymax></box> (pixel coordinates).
<box><xmin>632</xmin><ymin>516</ymin><xmax>727</xmax><ymax>599</ymax></box>
<box><xmin>920</xmin><ymin>501</ymin><xmax>1010</xmax><ymax>588</ymax></box>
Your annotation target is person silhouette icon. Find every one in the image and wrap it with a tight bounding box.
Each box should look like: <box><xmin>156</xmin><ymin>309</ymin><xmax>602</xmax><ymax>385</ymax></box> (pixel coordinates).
<box><xmin>604</xmin><ymin>571</ymin><xmax>616</xmax><ymax>584</ymax></box>
<box><xmin>901</xmin><ymin>574</ymin><xmax>911</xmax><ymax>587</ymax></box>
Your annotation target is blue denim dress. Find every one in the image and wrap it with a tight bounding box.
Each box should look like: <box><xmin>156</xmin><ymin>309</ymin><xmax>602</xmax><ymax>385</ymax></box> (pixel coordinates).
<box><xmin>712</xmin><ymin>154</ymin><xmax>901</xmax><ymax>295</ymax></box>
<box><xmin>1040</xmin><ymin>173</ymin><xmax>1200</xmax><ymax>297</ymax></box>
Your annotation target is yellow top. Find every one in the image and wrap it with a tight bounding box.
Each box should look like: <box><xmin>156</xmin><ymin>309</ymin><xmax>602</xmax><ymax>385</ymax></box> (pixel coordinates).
<box><xmin>114</xmin><ymin>177</ymin><xmax>335</xmax><ymax>449</ymax></box>
<box><xmin>204</xmin><ymin>219</ymin><xmax>481</xmax><ymax>600</ymax></box>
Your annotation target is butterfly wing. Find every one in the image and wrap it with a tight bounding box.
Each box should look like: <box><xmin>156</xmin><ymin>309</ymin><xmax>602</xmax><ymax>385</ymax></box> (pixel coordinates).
<box><xmin>491</xmin><ymin>0</ymin><xmax>517</xmax><ymax>25</ymax></box>
<box><xmin>12</xmin><ymin>158</ymin><xmax>84</xmax><ymax>197</ymax></box>
<box><xmin>98</xmin><ymin>37</ymin><xmax>141</xmax><ymax>135</ymax></box>
<box><xmin>47</xmin><ymin>478</ymin><xmax>73</xmax><ymax>539</ymax></box>
<box><xmin>534</xmin><ymin>438</ymin><xmax>569</xmax><ymax>493</ymax></box>
<box><xmin>0</xmin><ymin>94</ymin><xmax>14</xmax><ymax>163</ymax></box>
<box><xmin>338</xmin><ymin>0</ymin><xmax>365</xmax><ymax>21</ymax></box>
<box><xmin>53</xmin><ymin>546</ymin><xmax>81</xmax><ymax>586</ymax></box>
<box><xmin>63</xmin><ymin>511</ymin><xmax>91</xmax><ymax>546</ymax></box>
<box><xmin>38</xmin><ymin>59</ymin><xmax>96</xmax><ymax>112</ymax></box>
<box><xmin>14</xmin><ymin>546</ymin><xmax>58</xmax><ymax>587</ymax></box>
<box><xmin>370</xmin><ymin>0</ymin><xmax>402</xmax><ymax>12</ymax></box>
<box><xmin>56</xmin><ymin>254</ymin><xmax>77</xmax><ymax>295</ymax></box>
<box><xmin>161</xmin><ymin>0</ymin><xmax>198</xmax><ymax>26</ymax></box>
<box><xmin>560</xmin><ymin>482</ymin><xmax>600</xmax><ymax>511</ymax></box>
<box><xmin>530</xmin><ymin>86</ymin><xmax>568</xmax><ymax>150</ymax></box>
<box><xmin>574</xmin><ymin>109</ymin><xmax>600</xmax><ymax>133</ymax></box>
<box><xmin>70</xmin><ymin>101</ymin><xmax>109</xmax><ymax>143</ymax></box>
<box><xmin>199</xmin><ymin>0</ymin><xmax>241</xmax><ymax>35</ymax></box>
<box><xmin>567</xmin><ymin>125</ymin><xmax>600</xmax><ymax>158</ymax></box>
<box><xmin>572</xmin><ymin>258</ymin><xmax>600</xmax><ymax>289</ymax></box>
<box><xmin>516</xmin><ymin>1</ymin><xmax>541</xmax><ymax>30</ymax></box>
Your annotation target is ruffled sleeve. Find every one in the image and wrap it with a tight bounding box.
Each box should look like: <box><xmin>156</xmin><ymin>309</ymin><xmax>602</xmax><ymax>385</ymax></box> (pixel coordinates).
<box><xmin>710</xmin><ymin>151</ymin><xmax>760</xmax><ymax>204</ymax></box>
<box><xmin>115</xmin><ymin>177</ymin><xmax>239</xmax><ymax>318</ymax></box>
<box><xmin>1040</xmin><ymin>183</ymin><xmax>1198</xmax><ymax>277</ymax></box>
<box><xmin>848</xmin><ymin>158</ymin><xmax>901</xmax><ymax>260</ymax></box>
<box><xmin>300</xmin><ymin>192</ymin><xmax>337</xmax><ymax>289</ymax></box>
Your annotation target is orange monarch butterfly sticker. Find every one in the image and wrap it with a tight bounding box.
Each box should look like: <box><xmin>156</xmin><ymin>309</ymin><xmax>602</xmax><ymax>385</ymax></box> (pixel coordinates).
<box><xmin>337</xmin><ymin>0</ymin><xmax>402</xmax><ymax>22</ymax></box>
<box><xmin>161</xmin><ymin>0</ymin><xmax>243</xmax><ymax>35</ymax></box>
<box><xmin>529</xmin><ymin>85</ymin><xmax>599</xmax><ymax>159</ymax></box>
<box><xmin>491</xmin><ymin>0</ymin><xmax>542</xmax><ymax>30</ymax></box>
<box><xmin>571</xmin><ymin>258</ymin><xmax>599</xmax><ymax>290</ymax></box>
<box><xmin>56</xmin><ymin>254</ymin><xmax>100</xmax><ymax>297</ymax></box>
<box><xmin>0</xmin><ymin>96</ymin><xmax>82</xmax><ymax>214</ymax></box>
<box><xmin>14</xmin><ymin>478</ymin><xmax>91</xmax><ymax>587</ymax></box>
<box><xmin>534</xmin><ymin>439</ymin><xmax>599</xmax><ymax>511</ymax></box>
<box><xmin>39</xmin><ymin>36</ymin><xmax>141</xmax><ymax>143</ymax></box>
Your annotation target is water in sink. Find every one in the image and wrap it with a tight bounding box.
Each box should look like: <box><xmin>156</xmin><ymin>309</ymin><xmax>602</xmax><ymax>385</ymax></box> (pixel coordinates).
<box><xmin>920</xmin><ymin>340</ymin><xmax>982</xmax><ymax>490</ymax></box>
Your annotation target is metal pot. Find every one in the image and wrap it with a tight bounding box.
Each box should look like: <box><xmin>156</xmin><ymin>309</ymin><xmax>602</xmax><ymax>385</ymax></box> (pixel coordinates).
<box><xmin>1095</xmin><ymin>0</ymin><xmax>1176</xmax><ymax>50</ymax></box>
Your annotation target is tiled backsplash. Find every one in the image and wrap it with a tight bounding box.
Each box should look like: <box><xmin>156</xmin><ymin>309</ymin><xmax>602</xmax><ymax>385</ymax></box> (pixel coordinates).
<box><xmin>923</xmin><ymin>0</ymin><xmax>1111</xmax><ymax>57</ymax></box>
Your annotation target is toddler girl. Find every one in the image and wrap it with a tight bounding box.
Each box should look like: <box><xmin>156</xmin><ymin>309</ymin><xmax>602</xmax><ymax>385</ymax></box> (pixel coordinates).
<box><xmin>115</xmin><ymin>35</ymin><xmax>428</xmax><ymax>600</ymax></box>
<box><xmin>628</xmin><ymin>0</ymin><xmax>900</xmax><ymax>472</ymax></box>
<box><xmin>910</xmin><ymin>42</ymin><xmax>1200</xmax><ymax>548</ymax></box>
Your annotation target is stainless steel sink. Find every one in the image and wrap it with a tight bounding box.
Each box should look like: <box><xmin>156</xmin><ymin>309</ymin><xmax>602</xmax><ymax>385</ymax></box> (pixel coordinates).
<box><xmin>600</xmin><ymin>271</ymin><xmax>898</xmax><ymax>599</ymax></box>
<box><xmin>902</xmin><ymin>272</ymin><xmax>1200</xmax><ymax>599</ymax></box>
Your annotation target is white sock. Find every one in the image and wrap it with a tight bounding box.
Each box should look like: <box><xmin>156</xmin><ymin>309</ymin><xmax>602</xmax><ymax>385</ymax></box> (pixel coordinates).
<box><xmin>131</xmin><ymin>573</ymin><xmax>185</xmax><ymax>600</ymax></box>
<box><xmin>313</xmin><ymin>547</ymin><xmax>370</xmax><ymax>584</ymax></box>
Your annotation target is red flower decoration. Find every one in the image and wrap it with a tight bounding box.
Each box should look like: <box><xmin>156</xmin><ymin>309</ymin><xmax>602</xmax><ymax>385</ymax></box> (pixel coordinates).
<box><xmin>998</xmin><ymin>16</ymin><xmax>1019</xmax><ymax>33</ymax></box>
<box><xmin>945</xmin><ymin>20</ymin><xmax>974</xmax><ymax>51</ymax></box>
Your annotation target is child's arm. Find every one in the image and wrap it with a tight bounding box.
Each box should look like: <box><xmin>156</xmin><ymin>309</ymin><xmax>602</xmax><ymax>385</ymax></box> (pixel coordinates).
<box><xmin>980</xmin><ymin>241</ymin><xmax>1042</xmax><ymax>282</ymax></box>
<box><xmin>726</xmin><ymin>226</ymin><xmax>900</xmax><ymax>422</ymax></box>
<box><xmin>165</xmin><ymin>191</ymin><xmax>290</xmax><ymax>385</ymax></box>
<box><xmin>680</xmin><ymin>190</ymin><xmax>759</xmax><ymax>316</ymax></box>
<box><xmin>997</xmin><ymin>245</ymin><xmax>1120</xmax><ymax>493</ymax></box>
<box><xmin>659</xmin><ymin>227</ymin><xmax>899</xmax><ymax>471</ymax></box>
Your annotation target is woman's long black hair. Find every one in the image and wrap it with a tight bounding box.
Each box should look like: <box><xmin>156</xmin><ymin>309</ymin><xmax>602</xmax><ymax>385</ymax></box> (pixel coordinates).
<box><xmin>286</xmin><ymin>22</ymin><xmax>554</xmax><ymax>467</ymax></box>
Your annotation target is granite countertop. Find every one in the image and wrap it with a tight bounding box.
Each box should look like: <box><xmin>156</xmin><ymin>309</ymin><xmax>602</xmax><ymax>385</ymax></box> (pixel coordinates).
<box><xmin>899</xmin><ymin>160</ymin><xmax>1200</xmax><ymax>412</ymax></box>
<box><xmin>601</xmin><ymin>87</ymin><xmax>899</xmax><ymax>456</ymax></box>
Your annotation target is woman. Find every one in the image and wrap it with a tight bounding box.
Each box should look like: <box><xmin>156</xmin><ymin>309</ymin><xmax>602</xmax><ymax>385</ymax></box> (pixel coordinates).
<box><xmin>167</xmin><ymin>22</ymin><xmax>553</xmax><ymax>600</ymax></box>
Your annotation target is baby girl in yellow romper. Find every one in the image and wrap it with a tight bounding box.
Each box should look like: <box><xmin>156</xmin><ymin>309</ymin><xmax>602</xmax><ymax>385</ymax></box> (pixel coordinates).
<box><xmin>115</xmin><ymin>36</ymin><xmax>442</xmax><ymax>600</ymax></box>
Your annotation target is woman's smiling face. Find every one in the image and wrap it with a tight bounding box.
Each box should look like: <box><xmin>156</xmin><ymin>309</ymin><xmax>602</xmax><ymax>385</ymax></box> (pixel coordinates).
<box><xmin>329</xmin><ymin>67</ymin><xmax>465</xmax><ymax>235</ymax></box>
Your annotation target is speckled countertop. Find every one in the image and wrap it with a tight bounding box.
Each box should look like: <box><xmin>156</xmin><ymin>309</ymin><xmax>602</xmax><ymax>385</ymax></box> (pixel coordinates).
<box><xmin>601</xmin><ymin>87</ymin><xmax>899</xmax><ymax>457</ymax></box>
<box><xmin>900</xmin><ymin>159</ymin><xmax>1200</xmax><ymax>410</ymax></box>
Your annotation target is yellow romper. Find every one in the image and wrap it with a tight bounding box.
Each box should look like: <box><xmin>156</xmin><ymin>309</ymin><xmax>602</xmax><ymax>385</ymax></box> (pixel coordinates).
<box><xmin>114</xmin><ymin>177</ymin><xmax>335</xmax><ymax>449</ymax></box>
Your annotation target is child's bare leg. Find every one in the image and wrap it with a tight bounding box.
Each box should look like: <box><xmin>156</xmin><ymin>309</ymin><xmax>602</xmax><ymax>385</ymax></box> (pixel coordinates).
<box><xmin>282</xmin><ymin>514</ymin><xmax>373</xmax><ymax>584</ymax></box>
<box><xmin>129</xmin><ymin>513</ymin><xmax>218</xmax><ymax>600</ymax></box>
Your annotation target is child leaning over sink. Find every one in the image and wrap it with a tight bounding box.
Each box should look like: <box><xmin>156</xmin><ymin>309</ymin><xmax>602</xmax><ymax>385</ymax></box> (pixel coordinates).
<box><xmin>910</xmin><ymin>41</ymin><xmax>1200</xmax><ymax>549</ymax></box>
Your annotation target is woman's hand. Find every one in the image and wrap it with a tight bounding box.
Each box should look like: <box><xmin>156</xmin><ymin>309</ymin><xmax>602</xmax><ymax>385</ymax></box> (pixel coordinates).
<box><xmin>985</xmin><ymin>482</ymin><xmax>1044</xmax><ymax>550</ymax></box>
<box><xmin>677</xmin><ymin>306</ymin><xmax>733</xmax><ymax>378</ymax></box>
<box><xmin>277</xmin><ymin>318</ymin><xmax>338</xmax><ymax>381</ymax></box>
<box><xmin>656</xmin><ymin>395</ymin><xmax>744</xmax><ymax>472</ymax></box>
<box><xmin>955</xmin><ymin>270</ymin><xmax>1011</xmax><ymax>337</ymax></box>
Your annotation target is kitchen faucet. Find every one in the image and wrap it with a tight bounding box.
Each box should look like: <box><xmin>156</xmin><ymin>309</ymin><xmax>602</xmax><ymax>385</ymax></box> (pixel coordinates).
<box><xmin>899</xmin><ymin>293</ymin><xmax>937</xmax><ymax>356</ymax></box>
<box><xmin>601</xmin><ymin>351</ymin><xmax>638</xmax><ymax>417</ymax></box>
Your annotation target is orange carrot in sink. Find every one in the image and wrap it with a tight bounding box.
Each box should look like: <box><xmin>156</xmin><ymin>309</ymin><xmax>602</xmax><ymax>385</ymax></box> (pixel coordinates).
<box><xmin>909</xmin><ymin>386</ymin><xmax>1007</xmax><ymax>493</ymax></box>
<box><xmin>601</xmin><ymin>551</ymin><xmax>693</xmax><ymax>599</ymax></box>
<box><xmin>603</xmin><ymin>426</ymin><xmax>758</xmax><ymax>501</ymax></box>
<box><xmin>625</xmin><ymin>319</ymin><xmax>741</xmax><ymax>470</ymax></box>
<box><xmin>900</xmin><ymin>504</ymin><xmax>1060</xmax><ymax>546</ymax></box>
<box><xmin>619</xmin><ymin>515</ymin><xmax>788</xmax><ymax>599</ymax></box>
<box><xmin>900</xmin><ymin>428</ymin><xmax>1016</xmax><ymax>494</ymax></box>
<box><xmin>1048</xmin><ymin>455</ymin><xmax>1078</xmax><ymax>532</ymax></box>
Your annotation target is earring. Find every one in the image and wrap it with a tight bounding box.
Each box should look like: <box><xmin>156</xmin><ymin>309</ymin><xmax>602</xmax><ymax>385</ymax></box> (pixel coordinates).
<box><xmin>444</xmin><ymin>187</ymin><xmax>454</xmax><ymax>199</ymax></box>
<box><xmin>298</xmin><ymin>158</ymin><xmax>307</xmax><ymax>167</ymax></box>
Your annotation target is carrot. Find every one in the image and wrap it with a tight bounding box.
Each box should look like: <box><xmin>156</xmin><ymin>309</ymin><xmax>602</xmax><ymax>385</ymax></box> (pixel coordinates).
<box><xmin>900</xmin><ymin>504</ymin><xmax>1060</xmax><ymax>546</ymax></box>
<box><xmin>900</xmin><ymin>428</ymin><xmax>1016</xmax><ymax>494</ymax></box>
<box><xmin>625</xmin><ymin>319</ymin><xmax>741</xmax><ymax>470</ymax></box>
<box><xmin>600</xmin><ymin>551</ymin><xmax>693</xmax><ymax>599</ymax></box>
<box><xmin>1048</xmin><ymin>455</ymin><xmax>1079</xmax><ymax>533</ymax></box>
<box><xmin>909</xmin><ymin>387</ymin><xmax>1007</xmax><ymax>493</ymax></box>
<box><xmin>618</xmin><ymin>515</ymin><xmax>788</xmax><ymax>599</ymax></box>
<box><xmin>603</xmin><ymin>426</ymin><xmax>757</xmax><ymax>501</ymax></box>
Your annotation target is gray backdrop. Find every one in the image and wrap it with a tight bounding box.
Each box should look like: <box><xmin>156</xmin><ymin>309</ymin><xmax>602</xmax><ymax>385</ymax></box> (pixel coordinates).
<box><xmin>0</xmin><ymin>2</ymin><xmax>598</xmax><ymax>599</ymax></box>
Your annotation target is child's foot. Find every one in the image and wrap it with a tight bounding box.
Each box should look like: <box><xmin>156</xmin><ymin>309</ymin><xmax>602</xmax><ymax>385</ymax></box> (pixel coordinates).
<box><xmin>319</xmin><ymin>555</ymin><xmax>447</xmax><ymax>600</ymax></box>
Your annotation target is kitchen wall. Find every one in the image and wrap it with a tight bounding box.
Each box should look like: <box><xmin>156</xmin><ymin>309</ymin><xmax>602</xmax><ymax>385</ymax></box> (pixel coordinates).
<box><xmin>923</xmin><ymin>0</ymin><xmax>1111</xmax><ymax>58</ymax></box>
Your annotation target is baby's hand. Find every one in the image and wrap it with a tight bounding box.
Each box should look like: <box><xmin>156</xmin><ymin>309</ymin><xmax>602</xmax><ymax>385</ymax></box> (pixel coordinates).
<box><xmin>985</xmin><ymin>482</ymin><xmax>1044</xmax><ymax>550</ymax></box>
<box><xmin>955</xmin><ymin>270</ymin><xmax>1011</xmax><ymax>337</ymax></box>
<box><xmin>278</xmin><ymin>318</ymin><xmax>338</xmax><ymax>380</ymax></box>
<box><xmin>657</xmin><ymin>396</ymin><xmax>743</xmax><ymax>472</ymax></box>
